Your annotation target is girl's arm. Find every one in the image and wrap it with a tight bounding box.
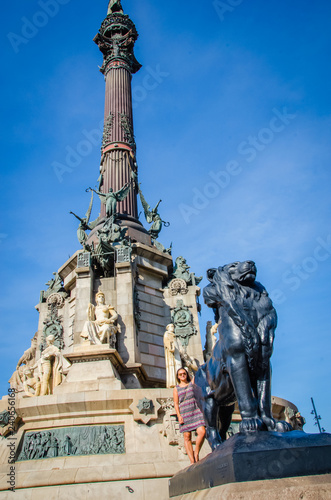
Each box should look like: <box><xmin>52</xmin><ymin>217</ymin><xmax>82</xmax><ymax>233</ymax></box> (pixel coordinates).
<box><xmin>173</xmin><ymin>387</ymin><xmax>184</xmax><ymax>424</ymax></box>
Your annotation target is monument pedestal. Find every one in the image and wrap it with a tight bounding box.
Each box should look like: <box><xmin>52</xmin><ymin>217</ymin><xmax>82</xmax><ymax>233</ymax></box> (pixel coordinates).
<box><xmin>169</xmin><ymin>431</ymin><xmax>331</xmax><ymax>498</ymax></box>
<box><xmin>56</xmin><ymin>345</ymin><xmax>125</xmax><ymax>393</ymax></box>
<box><xmin>170</xmin><ymin>474</ymin><xmax>331</xmax><ymax>499</ymax></box>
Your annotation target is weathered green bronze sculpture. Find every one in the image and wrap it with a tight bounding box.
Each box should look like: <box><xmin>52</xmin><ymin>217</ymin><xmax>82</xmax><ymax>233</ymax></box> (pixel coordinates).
<box><xmin>173</xmin><ymin>256</ymin><xmax>202</xmax><ymax>286</ymax></box>
<box><xmin>87</xmin><ymin>184</ymin><xmax>131</xmax><ymax>218</ymax></box>
<box><xmin>138</xmin><ymin>185</ymin><xmax>170</xmax><ymax>242</ymax></box>
<box><xmin>98</xmin><ymin>216</ymin><xmax>127</xmax><ymax>244</ymax></box>
<box><xmin>18</xmin><ymin>425</ymin><xmax>125</xmax><ymax>460</ymax></box>
<box><xmin>40</xmin><ymin>272</ymin><xmax>68</xmax><ymax>303</ymax></box>
<box><xmin>171</xmin><ymin>299</ymin><xmax>197</xmax><ymax>350</ymax></box>
<box><xmin>70</xmin><ymin>192</ymin><xmax>100</xmax><ymax>249</ymax></box>
<box><xmin>107</xmin><ymin>0</ymin><xmax>123</xmax><ymax>15</ymax></box>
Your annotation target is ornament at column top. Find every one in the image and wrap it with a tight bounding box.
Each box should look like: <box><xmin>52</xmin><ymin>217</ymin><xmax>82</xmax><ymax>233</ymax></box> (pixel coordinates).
<box><xmin>94</xmin><ymin>2</ymin><xmax>141</xmax><ymax>75</ymax></box>
<box><xmin>108</xmin><ymin>1</ymin><xmax>124</xmax><ymax>15</ymax></box>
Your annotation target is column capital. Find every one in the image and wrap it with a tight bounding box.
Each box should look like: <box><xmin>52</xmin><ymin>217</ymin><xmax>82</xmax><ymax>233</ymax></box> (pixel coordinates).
<box><xmin>94</xmin><ymin>13</ymin><xmax>142</xmax><ymax>75</ymax></box>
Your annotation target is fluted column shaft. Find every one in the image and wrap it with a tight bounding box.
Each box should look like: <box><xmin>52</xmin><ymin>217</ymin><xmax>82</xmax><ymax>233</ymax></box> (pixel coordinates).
<box><xmin>100</xmin><ymin>66</ymin><xmax>136</xmax><ymax>218</ymax></box>
<box><xmin>94</xmin><ymin>11</ymin><xmax>141</xmax><ymax>220</ymax></box>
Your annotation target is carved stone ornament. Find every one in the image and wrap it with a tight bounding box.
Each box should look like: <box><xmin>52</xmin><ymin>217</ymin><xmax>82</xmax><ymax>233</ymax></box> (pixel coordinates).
<box><xmin>137</xmin><ymin>398</ymin><xmax>154</xmax><ymax>415</ymax></box>
<box><xmin>102</xmin><ymin>111</ymin><xmax>114</xmax><ymax>150</ymax></box>
<box><xmin>40</xmin><ymin>303</ymin><xmax>65</xmax><ymax>352</ymax></box>
<box><xmin>129</xmin><ymin>395</ymin><xmax>161</xmax><ymax>424</ymax></box>
<box><xmin>171</xmin><ymin>299</ymin><xmax>197</xmax><ymax>350</ymax></box>
<box><xmin>17</xmin><ymin>425</ymin><xmax>125</xmax><ymax>461</ymax></box>
<box><xmin>77</xmin><ymin>252</ymin><xmax>91</xmax><ymax>268</ymax></box>
<box><xmin>0</xmin><ymin>411</ymin><xmax>10</xmax><ymax>428</ymax></box>
<box><xmin>46</xmin><ymin>293</ymin><xmax>65</xmax><ymax>309</ymax></box>
<box><xmin>40</xmin><ymin>272</ymin><xmax>68</xmax><ymax>303</ymax></box>
<box><xmin>169</xmin><ymin>278</ymin><xmax>188</xmax><ymax>296</ymax></box>
<box><xmin>0</xmin><ymin>409</ymin><xmax>20</xmax><ymax>438</ymax></box>
<box><xmin>120</xmin><ymin>113</ymin><xmax>136</xmax><ymax>152</ymax></box>
<box><xmin>116</xmin><ymin>246</ymin><xmax>132</xmax><ymax>264</ymax></box>
<box><xmin>159</xmin><ymin>398</ymin><xmax>186</xmax><ymax>454</ymax></box>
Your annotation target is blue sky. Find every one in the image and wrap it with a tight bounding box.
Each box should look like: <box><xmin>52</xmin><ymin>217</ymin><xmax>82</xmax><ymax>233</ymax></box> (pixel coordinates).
<box><xmin>1</xmin><ymin>0</ymin><xmax>330</xmax><ymax>433</ymax></box>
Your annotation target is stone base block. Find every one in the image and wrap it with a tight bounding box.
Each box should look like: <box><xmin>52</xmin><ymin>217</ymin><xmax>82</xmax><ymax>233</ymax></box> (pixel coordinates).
<box><xmin>171</xmin><ymin>473</ymin><xmax>331</xmax><ymax>500</ymax></box>
<box><xmin>0</xmin><ymin>477</ymin><xmax>171</xmax><ymax>500</ymax></box>
<box><xmin>56</xmin><ymin>346</ymin><xmax>125</xmax><ymax>393</ymax></box>
<box><xmin>169</xmin><ymin>431</ymin><xmax>331</xmax><ymax>497</ymax></box>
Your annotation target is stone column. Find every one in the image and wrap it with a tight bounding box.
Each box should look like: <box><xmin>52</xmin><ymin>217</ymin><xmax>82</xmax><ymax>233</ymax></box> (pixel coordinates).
<box><xmin>94</xmin><ymin>10</ymin><xmax>141</xmax><ymax>220</ymax></box>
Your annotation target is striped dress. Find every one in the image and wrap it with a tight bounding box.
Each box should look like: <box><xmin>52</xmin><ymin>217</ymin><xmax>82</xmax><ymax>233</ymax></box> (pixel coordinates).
<box><xmin>177</xmin><ymin>382</ymin><xmax>205</xmax><ymax>433</ymax></box>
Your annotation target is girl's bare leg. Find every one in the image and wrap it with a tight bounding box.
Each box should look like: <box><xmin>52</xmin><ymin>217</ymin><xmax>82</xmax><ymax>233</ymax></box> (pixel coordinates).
<box><xmin>183</xmin><ymin>432</ymin><xmax>195</xmax><ymax>464</ymax></box>
<box><xmin>194</xmin><ymin>426</ymin><xmax>206</xmax><ymax>462</ymax></box>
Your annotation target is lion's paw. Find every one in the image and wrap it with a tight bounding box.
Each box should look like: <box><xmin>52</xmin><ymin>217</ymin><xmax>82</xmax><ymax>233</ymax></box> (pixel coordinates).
<box><xmin>239</xmin><ymin>417</ymin><xmax>266</xmax><ymax>433</ymax></box>
<box><xmin>275</xmin><ymin>420</ymin><xmax>292</xmax><ymax>433</ymax></box>
<box><xmin>206</xmin><ymin>427</ymin><xmax>223</xmax><ymax>450</ymax></box>
<box><xmin>262</xmin><ymin>416</ymin><xmax>277</xmax><ymax>431</ymax></box>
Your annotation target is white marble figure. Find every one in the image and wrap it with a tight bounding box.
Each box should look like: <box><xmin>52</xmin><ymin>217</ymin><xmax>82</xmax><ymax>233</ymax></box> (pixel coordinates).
<box><xmin>180</xmin><ymin>351</ymin><xmax>199</xmax><ymax>379</ymax></box>
<box><xmin>210</xmin><ymin>323</ymin><xmax>218</xmax><ymax>348</ymax></box>
<box><xmin>9</xmin><ymin>334</ymin><xmax>38</xmax><ymax>392</ymax></box>
<box><xmin>81</xmin><ymin>292</ymin><xmax>118</xmax><ymax>347</ymax></box>
<box><xmin>23</xmin><ymin>367</ymin><xmax>41</xmax><ymax>397</ymax></box>
<box><xmin>206</xmin><ymin>322</ymin><xmax>218</xmax><ymax>360</ymax></box>
<box><xmin>161</xmin><ymin>402</ymin><xmax>186</xmax><ymax>454</ymax></box>
<box><xmin>163</xmin><ymin>324</ymin><xmax>182</xmax><ymax>388</ymax></box>
<box><xmin>36</xmin><ymin>335</ymin><xmax>64</xmax><ymax>396</ymax></box>
<box><xmin>204</xmin><ymin>321</ymin><xmax>218</xmax><ymax>362</ymax></box>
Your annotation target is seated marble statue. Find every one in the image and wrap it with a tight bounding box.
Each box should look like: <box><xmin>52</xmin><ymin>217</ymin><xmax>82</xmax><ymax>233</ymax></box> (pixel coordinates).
<box><xmin>9</xmin><ymin>334</ymin><xmax>38</xmax><ymax>392</ymax></box>
<box><xmin>9</xmin><ymin>366</ymin><xmax>25</xmax><ymax>392</ymax></box>
<box><xmin>36</xmin><ymin>335</ymin><xmax>63</xmax><ymax>396</ymax></box>
<box><xmin>81</xmin><ymin>292</ymin><xmax>118</xmax><ymax>347</ymax></box>
<box><xmin>163</xmin><ymin>324</ymin><xmax>182</xmax><ymax>388</ymax></box>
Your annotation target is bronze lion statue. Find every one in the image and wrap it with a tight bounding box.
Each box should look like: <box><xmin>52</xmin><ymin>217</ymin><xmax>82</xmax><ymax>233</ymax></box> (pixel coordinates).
<box><xmin>194</xmin><ymin>260</ymin><xmax>291</xmax><ymax>450</ymax></box>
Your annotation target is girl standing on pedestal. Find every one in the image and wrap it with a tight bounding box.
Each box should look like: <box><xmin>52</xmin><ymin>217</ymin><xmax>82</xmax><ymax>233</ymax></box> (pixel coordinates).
<box><xmin>173</xmin><ymin>367</ymin><xmax>206</xmax><ymax>464</ymax></box>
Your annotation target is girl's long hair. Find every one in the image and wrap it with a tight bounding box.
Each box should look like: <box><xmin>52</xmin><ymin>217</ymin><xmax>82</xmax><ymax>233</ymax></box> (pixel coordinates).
<box><xmin>176</xmin><ymin>367</ymin><xmax>191</xmax><ymax>383</ymax></box>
